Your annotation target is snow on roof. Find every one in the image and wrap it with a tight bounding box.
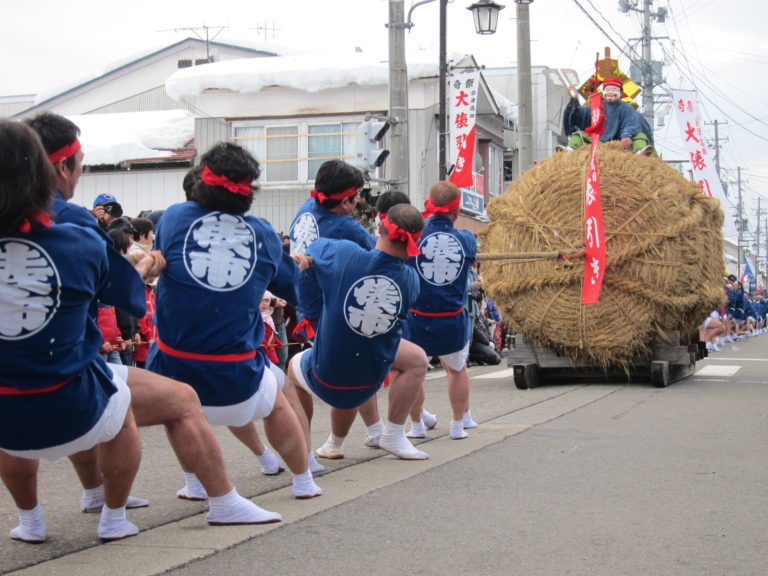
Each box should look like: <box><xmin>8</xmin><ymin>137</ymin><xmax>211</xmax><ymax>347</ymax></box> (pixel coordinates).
<box><xmin>489</xmin><ymin>86</ymin><xmax>517</xmax><ymax>123</ymax></box>
<box><xmin>70</xmin><ymin>110</ymin><xmax>194</xmax><ymax>166</ymax></box>
<box><xmin>33</xmin><ymin>36</ymin><xmax>284</xmax><ymax>106</ymax></box>
<box><xmin>166</xmin><ymin>51</ymin><xmax>440</xmax><ymax>99</ymax></box>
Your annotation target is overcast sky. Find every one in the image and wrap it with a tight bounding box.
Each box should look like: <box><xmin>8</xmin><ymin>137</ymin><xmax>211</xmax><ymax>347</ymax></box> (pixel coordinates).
<box><xmin>2</xmin><ymin>0</ymin><xmax>767</xmax><ymax>220</ymax></box>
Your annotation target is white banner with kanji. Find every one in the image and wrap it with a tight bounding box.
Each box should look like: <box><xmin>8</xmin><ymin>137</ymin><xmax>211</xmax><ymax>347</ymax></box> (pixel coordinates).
<box><xmin>671</xmin><ymin>89</ymin><xmax>737</xmax><ymax>240</ymax></box>
<box><xmin>447</xmin><ymin>68</ymin><xmax>480</xmax><ymax>188</ymax></box>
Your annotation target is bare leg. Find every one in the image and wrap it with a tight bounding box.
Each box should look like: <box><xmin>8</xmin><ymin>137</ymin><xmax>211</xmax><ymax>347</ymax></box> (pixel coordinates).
<box><xmin>378</xmin><ymin>339</ymin><xmax>429</xmax><ymax>460</ymax></box>
<box><xmin>228</xmin><ymin>422</ymin><xmax>267</xmax><ymax>456</ymax></box>
<box><xmin>0</xmin><ymin>452</ymin><xmax>46</xmax><ymax>542</ymax></box>
<box><xmin>442</xmin><ymin>363</ymin><xmax>470</xmax><ymax>422</ymax></box>
<box><xmin>68</xmin><ymin>449</ymin><xmax>100</xmax><ymax>489</ymax></box>
<box><xmin>228</xmin><ymin>422</ymin><xmax>284</xmax><ymax>475</ymax></box>
<box><xmin>409</xmin><ymin>384</ymin><xmax>426</xmax><ymax>423</ymax></box>
<box><xmin>98</xmin><ymin>407</ymin><xmax>142</xmax><ymax>509</ymax></box>
<box><xmin>283</xmin><ymin>357</ymin><xmax>313</xmax><ymax>449</ymax></box>
<box><xmin>331</xmin><ymin>407</ymin><xmax>359</xmax><ymax>438</ymax></box>
<box><xmin>0</xmin><ymin>451</ymin><xmax>39</xmax><ymax>510</ymax></box>
<box><xmin>262</xmin><ymin>389</ymin><xmax>307</xmax><ymax>474</ymax></box>
<box><xmin>357</xmin><ymin>395</ymin><xmax>380</xmax><ymax>427</ymax></box>
<box><xmin>387</xmin><ymin>339</ymin><xmax>428</xmax><ymax>423</ymax></box>
<box><xmin>126</xmin><ymin>367</ymin><xmax>234</xmax><ymax>497</ymax></box>
<box><xmin>127</xmin><ymin>367</ymin><xmax>283</xmax><ymax>523</ymax></box>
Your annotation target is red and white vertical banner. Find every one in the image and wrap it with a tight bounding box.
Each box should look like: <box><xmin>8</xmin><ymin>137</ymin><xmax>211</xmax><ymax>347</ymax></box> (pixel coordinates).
<box><xmin>447</xmin><ymin>68</ymin><xmax>480</xmax><ymax>188</ymax></box>
<box><xmin>671</xmin><ymin>89</ymin><xmax>737</xmax><ymax>241</ymax></box>
<box><xmin>581</xmin><ymin>92</ymin><xmax>607</xmax><ymax>305</ymax></box>
<box><xmin>671</xmin><ymin>90</ymin><xmax>726</xmax><ymax>200</ymax></box>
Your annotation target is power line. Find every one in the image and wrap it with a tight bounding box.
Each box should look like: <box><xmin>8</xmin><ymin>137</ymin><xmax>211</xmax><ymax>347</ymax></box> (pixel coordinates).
<box><xmin>569</xmin><ymin>0</ymin><xmax>639</xmax><ymax>62</ymax></box>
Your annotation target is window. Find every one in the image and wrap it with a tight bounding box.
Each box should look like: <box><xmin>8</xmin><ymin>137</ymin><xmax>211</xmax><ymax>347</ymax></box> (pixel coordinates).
<box><xmin>487</xmin><ymin>144</ymin><xmax>504</xmax><ymax>196</ymax></box>
<box><xmin>308</xmin><ymin>123</ymin><xmax>357</xmax><ymax>181</ymax></box>
<box><xmin>233</xmin><ymin>120</ymin><xmax>360</xmax><ymax>184</ymax></box>
<box><xmin>266</xmin><ymin>126</ymin><xmax>298</xmax><ymax>182</ymax></box>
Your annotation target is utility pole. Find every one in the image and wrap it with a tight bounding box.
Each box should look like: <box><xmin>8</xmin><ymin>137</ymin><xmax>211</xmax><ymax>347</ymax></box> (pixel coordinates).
<box><xmin>764</xmin><ymin>215</ymin><xmax>768</xmax><ymax>290</ymax></box>
<box><xmin>515</xmin><ymin>0</ymin><xmax>534</xmax><ymax>174</ymax></box>
<box><xmin>756</xmin><ymin>197</ymin><xmax>763</xmax><ymax>291</ymax></box>
<box><xmin>640</xmin><ymin>0</ymin><xmax>654</xmax><ymax>126</ymax></box>
<box><xmin>438</xmin><ymin>0</ymin><xmax>448</xmax><ymax>180</ymax></box>
<box><xmin>736</xmin><ymin>167</ymin><xmax>744</xmax><ymax>281</ymax></box>
<box><xmin>388</xmin><ymin>0</ymin><xmax>410</xmax><ymax>194</ymax></box>
<box><xmin>704</xmin><ymin>119</ymin><xmax>728</xmax><ymax>179</ymax></box>
<box><xmin>621</xmin><ymin>0</ymin><xmax>668</xmax><ymax>129</ymax></box>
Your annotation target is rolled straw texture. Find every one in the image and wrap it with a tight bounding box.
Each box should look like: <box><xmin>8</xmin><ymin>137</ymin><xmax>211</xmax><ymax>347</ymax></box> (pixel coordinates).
<box><xmin>479</xmin><ymin>143</ymin><xmax>725</xmax><ymax>369</ymax></box>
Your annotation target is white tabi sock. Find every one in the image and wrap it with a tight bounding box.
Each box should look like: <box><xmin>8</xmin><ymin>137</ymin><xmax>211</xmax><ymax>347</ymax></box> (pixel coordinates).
<box><xmin>380</xmin><ymin>421</ymin><xmax>429</xmax><ymax>460</ymax></box>
<box><xmin>176</xmin><ymin>472</ymin><xmax>208</xmax><ymax>500</ymax></box>
<box><xmin>292</xmin><ymin>469</ymin><xmax>323</xmax><ymax>499</ymax></box>
<box><xmin>450</xmin><ymin>420</ymin><xmax>469</xmax><ymax>439</ymax></box>
<box><xmin>256</xmin><ymin>446</ymin><xmax>285</xmax><ymax>475</ymax></box>
<box><xmin>206</xmin><ymin>487</ymin><xmax>282</xmax><ymax>525</ymax></box>
<box><xmin>308</xmin><ymin>450</ymin><xmax>326</xmax><ymax>473</ymax></box>
<box><xmin>98</xmin><ymin>505</ymin><xmax>139</xmax><ymax>541</ymax></box>
<box><xmin>10</xmin><ymin>504</ymin><xmax>46</xmax><ymax>543</ymax></box>
<box><xmin>364</xmin><ymin>420</ymin><xmax>384</xmax><ymax>447</ymax></box>
<box><xmin>406</xmin><ymin>420</ymin><xmax>427</xmax><ymax>438</ymax></box>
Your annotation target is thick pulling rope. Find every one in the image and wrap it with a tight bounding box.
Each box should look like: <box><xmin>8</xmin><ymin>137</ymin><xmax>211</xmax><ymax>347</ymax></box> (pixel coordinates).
<box><xmin>476</xmin><ymin>250</ymin><xmax>584</xmax><ymax>262</ymax></box>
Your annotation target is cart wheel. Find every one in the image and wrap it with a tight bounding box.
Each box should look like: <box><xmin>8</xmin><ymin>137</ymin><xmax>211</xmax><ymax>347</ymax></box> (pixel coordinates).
<box><xmin>513</xmin><ymin>363</ymin><xmax>539</xmax><ymax>390</ymax></box>
<box><xmin>651</xmin><ymin>360</ymin><xmax>670</xmax><ymax>388</ymax></box>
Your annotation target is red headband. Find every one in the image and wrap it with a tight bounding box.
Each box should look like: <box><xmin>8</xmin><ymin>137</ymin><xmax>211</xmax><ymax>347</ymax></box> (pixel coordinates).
<box><xmin>201</xmin><ymin>165</ymin><xmax>252</xmax><ymax>196</ymax></box>
<box><xmin>422</xmin><ymin>196</ymin><xmax>461</xmax><ymax>218</ymax></box>
<box><xmin>19</xmin><ymin>211</ymin><xmax>51</xmax><ymax>234</ymax></box>
<box><xmin>380</xmin><ymin>213</ymin><xmax>422</xmax><ymax>257</ymax></box>
<box><xmin>310</xmin><ymin>186</ymin><xmax>359</xmax><ymax>204</ymax></box>
<box><xmin>48</xmin><ymin>139</ymin><xmax>81</xmax><ymax>165</ymax></box>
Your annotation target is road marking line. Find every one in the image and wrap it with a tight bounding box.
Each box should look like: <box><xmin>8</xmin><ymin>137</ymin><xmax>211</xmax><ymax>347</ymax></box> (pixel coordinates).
<box><xmin>474</xmin><ymin>368</ymin><xmax>516</xmax><ymax>379</ymax></box>
<box><xmin>695</xmin><ymin>365</ymin><xmax>741</xmax><ymax>377</ymax></box>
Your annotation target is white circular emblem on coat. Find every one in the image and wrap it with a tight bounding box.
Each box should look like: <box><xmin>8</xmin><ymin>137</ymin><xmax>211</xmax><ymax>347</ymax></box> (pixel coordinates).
<box><xmin>183</xmin><ymin>212</ymin><xmax>256</xmax><ymax>291</ymax></box>
<box><xmin>0</xmin><ymin>239</ymin><xmax>60</xmax><ymax>340</ymax></box>
<box><xmin>416</xmin><ymin>232</ymin><xmax>465</xmax><ymax>286</ymax></box>
<box><xmin>343</xmin><ymin>275</ymin><xmax>402</xmax><ymax>338</ymax></box>
<box><xmin>290</xmin><ymin>213</ymin><xmax>319</xmax><ymax>256</ymax></box>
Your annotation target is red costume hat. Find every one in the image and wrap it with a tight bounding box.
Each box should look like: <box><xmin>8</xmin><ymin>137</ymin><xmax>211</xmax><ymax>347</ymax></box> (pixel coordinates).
<box><xmin>602</xmin><ymin>77</ymin><xmax>623</xmax><ymax>90</ymax></box>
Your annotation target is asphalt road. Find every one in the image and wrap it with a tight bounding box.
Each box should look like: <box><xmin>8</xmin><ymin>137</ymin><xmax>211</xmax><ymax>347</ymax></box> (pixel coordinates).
<box><xmin>3</xmin><ymin>333</ymin><xmax>767</xmax><ymax>576</ymax></box>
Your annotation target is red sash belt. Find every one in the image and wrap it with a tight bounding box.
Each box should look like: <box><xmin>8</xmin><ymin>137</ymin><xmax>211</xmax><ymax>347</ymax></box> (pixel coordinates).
<box><xmin>292</xmin><ymin>318</ymin><xmax>317</xmax><ymax>339</ymax></box>
<box><xmin>157</xmin><ymin>338</ymin><xmax>256</xmax><ymax>362</ymax></box>
<box><xmin>0</xmin><ymin>377</ymin><xmax>74</xmax><ymax>396</ymax></box>
<box><xmin>312</xmin><ymin>370</ymin><xmax>380</xmax><ymax>392</ymax></box>
<box><xmin>409</xmin><ymin>306</ymin><xmax>465</xmax><ymax>318</ymax></box>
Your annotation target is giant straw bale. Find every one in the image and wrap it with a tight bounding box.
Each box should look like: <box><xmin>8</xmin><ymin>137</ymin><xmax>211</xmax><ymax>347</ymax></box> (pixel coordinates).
<box><xmin>479</xmin><ymin>143</ymin><xmax>725</xmax><ymax>369</ymax></box>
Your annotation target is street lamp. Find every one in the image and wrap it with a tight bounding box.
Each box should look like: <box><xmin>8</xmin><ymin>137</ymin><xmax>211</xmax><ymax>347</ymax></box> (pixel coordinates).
<box><xmin>438</xmin><ymin>0</ymin><xmax>504</xmax><ymax>180</ymax></box>
<box><xmin>467</xmin><ymin>0</ymin><xmax>506</xmax><ymax>35</ymax></box>
<box><xmin>388</xmin><ymin>0</ymin><xmax>505</xmax><ymax>190</ymax></box>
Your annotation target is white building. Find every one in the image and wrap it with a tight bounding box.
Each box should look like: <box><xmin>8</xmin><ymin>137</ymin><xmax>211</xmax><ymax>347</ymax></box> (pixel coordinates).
<box><xmin>12</xmin><ymin>38</ymin><xmax>574</xmax><ymax>234</ymax></box>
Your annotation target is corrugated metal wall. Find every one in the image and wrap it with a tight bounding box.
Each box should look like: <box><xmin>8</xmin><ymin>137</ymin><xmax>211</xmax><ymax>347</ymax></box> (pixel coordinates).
<box><xmin>74</xmin><ymin>169</ymin><xmax>188</xmax><ymax>216</ymax></box>
<box><xmin>74</xmin><ymin>169</ymin><xmax>308</xmax><ymax>235</ymax></box>
<box><xmin>250</xmin><ymin>187</ymin><xmax>310</xmax><ymax>236</ymax></box>
<box><xmin>195</xmin><ymin>117</ymin><xmax>231</xmax><ymax>162</ymax></box>
<box><xmin>89</xmin><ymin>86</ymin><xmax>195</xmax><ymax>114</ymax></box>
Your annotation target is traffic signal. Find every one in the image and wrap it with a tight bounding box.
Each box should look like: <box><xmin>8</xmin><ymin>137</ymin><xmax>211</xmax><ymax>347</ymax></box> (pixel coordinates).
<box><xmin>353</xmin><ymin>119</ymin><xmax>390</xmax><ymax>173</ymax></box>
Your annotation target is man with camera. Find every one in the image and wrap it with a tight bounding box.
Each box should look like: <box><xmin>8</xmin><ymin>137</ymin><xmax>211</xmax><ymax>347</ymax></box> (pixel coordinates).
<box><xmin>92</xmin><ymin>193</ymin><xmax>123</xmax><ymax>230</ymax></box>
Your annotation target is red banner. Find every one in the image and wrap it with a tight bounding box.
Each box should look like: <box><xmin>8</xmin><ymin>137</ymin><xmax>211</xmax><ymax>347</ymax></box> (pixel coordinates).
<box><xmin>447</xmin><ymin>69</ymin><xmax>480</xmax><ymax>189</ymax></box>
<box><xmin>449</xmin><ymin>125</ymin><xmax>476</xmax><ymax>188</ymax></box>
<box><xmin>581</xmin><ymin>92</ymin><xmax>607</xmax><ymax>305</ymax></box>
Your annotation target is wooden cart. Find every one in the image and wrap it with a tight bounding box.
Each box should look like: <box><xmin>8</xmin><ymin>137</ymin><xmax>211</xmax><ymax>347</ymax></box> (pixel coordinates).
<box><xmin>508</xmin><ymin>331</ymin><xmax>707</xmax><ymax>390</ymax></box>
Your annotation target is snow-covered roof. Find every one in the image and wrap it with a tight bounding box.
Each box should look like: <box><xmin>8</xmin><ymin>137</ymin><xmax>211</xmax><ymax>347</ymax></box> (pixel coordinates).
<box><xmin>166</xmin><ymin>51</ymin><xmax>441</xmax><ymax>99</ymax></box>
<box><xmin>70</xmin><ymin>110</ymin><xmax>194</xmax><ymax>166</ymax></box>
